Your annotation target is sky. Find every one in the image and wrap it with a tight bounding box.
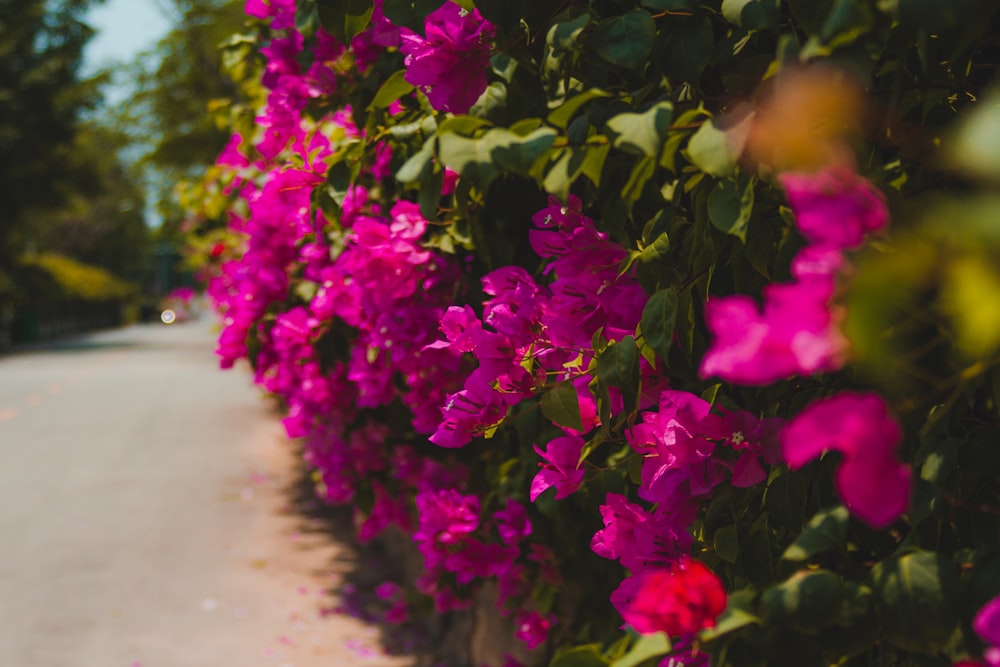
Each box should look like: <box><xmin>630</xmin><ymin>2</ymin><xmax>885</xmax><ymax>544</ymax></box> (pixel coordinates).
<box><xmin>82</xmin><ymin>0</ymin><xmax>175</xmax><ymax>225</ymax></box>
<box><xmin>83</xmin><ymin>0</ymin><xmax>173</xmax><ymax>97</ymax></box>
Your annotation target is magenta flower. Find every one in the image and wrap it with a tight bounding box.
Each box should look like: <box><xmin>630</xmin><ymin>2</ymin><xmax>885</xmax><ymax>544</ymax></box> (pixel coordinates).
<box><xmin>414</xmin><ymin>488</ymin><xmax>481</xmax><ymax>548</ymax></box>
<box><xmin>627</xmin><ymin>390</ymin><xmax>727</xmax><ymax>505</ymax></box>
<box><xmin>245</xmin><ymin>0</ymin><xmax>295</xmax><ymax>29</ymax></box>
<box><xmin>610</xmin><ymin>558</ymin><xmax>727</xmax><ymax>637</ymax></box>
<box><xmin>720</xmin><ymin>410</ymin><xmax>784</xmax><ymax>488</ymax></box>
<box><xmin>591</xmin><ymin>493</ymin><xmax>691</xmax><ymax>572</ymax></box>
<box><xmin>513</xmin><ymin>610</ymin><xmax>553</xmax><ymax>650</ymax></box>
<box><xmin>530</xmin><ymin>435</ymin><xmax>586</xmax><ymax>501</ymax></box>
<box><xmin>351</xmin><ymin>0</ymin><xmax>403</xmax><ymax>70</ymax></box>
<box><xmin>779</xmin><ymin>165</ymin><xmax>889</xmax><ymax>250</ymax></box>
<box><xmin>974</xmin><ymin>595</ymin><xmax>1000</xmax><ymax>666</ymax></box>
<box><xmin>399</xmin><ymin>3</ymin><xmax>496</xmax><ymax>113</ymax></box>
<box><xmin>699</xmin><ymin>271</ymin><xmax>847</xmax><ymax>385</ymax></box>
<box><xmin>781</xmin><ymin>392</ymin><xmax>910</xmax><ymax>528</ymax></box>
<box><xmin>494</xmin><ymin>498</ymin><xmax>532</xmax><ymax>546</ymax></box>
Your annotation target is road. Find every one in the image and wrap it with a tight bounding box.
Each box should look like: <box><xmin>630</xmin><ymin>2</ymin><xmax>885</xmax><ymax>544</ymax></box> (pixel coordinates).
<box><xmin>0</xmin><ymin>317</ymin><xmax>414</xmax><ymax>667</ymax></box>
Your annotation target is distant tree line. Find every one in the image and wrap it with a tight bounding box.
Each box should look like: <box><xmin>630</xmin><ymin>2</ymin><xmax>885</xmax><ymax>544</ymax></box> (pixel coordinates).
<box><xmin>0</xmin><ymin>0</ymin><xmax>244</xmax><ymax>343</ymax></box>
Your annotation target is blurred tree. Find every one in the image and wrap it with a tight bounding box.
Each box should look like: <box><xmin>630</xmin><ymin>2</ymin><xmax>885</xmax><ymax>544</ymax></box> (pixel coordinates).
<box><xmin>119</xmin><ymin>0</ymin><xmax>246</xmax><ymax>240</ymax></box>
<box><xmin>32</xmin><ymin>121</ymin><xmax>150</xmax><ymax>286</ymax></box>
<box><xmin>0</xmin><ymin>0</ymin><xmax>105</xmax><ymax>276</ymax></box>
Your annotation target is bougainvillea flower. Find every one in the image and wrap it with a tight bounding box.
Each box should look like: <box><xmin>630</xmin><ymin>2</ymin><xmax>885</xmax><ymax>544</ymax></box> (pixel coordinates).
<box><xmin>781</xmin><ymin>392</ymin><xmax>910</xmax><ymax>528</ymax></box>
<box><xmin>610</xmin><ymin>558</ymin><xmax>727</xmax><ymax>636</ymax></box>
<box><xmin>413</xmin><ymin>488</ymin><xmax>480</xmax><ymax>548</ymax></box>
<box><xmin>778</xmin><ymin>165</ymin><xmax>889</xmax><ymax>250</ymax></box>
<box><xmin>530</xmin><ymin>435</ymin><xmax>586</xmax><ymax>501</ymax></box>
<box><xmin>699</xmin><ymin>272</ymin><xmax>847</xmax><ymax>385</ymax></box>
<box><xmin>494</xmin><ymin>498</ymin><xmax>532</xmax><ymax>546</ymax></box>
<box><xmin>399</xmin><ymin>2</ymin><xmax>496</xmax><ymax>113</ymax></box>
<box><xmin>591</xmin><ymin>494</ymin><xmax>691</xmax><ymax>572</ymax></box>
<box><xmin>513</xmin><ymin>610</ymin><xmax>553</xmax><ymax>650</ymax></box>
<box><xmin>245</xmin><ymin>0</ymin><xmax>295</xmax><ymax>29</ymax></box>
<box><xmin>974</xmin><ymin>594</ymin><xmax>1000</xmax><ymax>666</ymax></box>
<box><xmin>626</xmin><ymin>390</ymin><xmax>728</xmax><ymax>505</ymax></box>
<box><xmin>720</xmin><ymin>410</ymin><xmax>784</xmax><ymax>487</ymax></box>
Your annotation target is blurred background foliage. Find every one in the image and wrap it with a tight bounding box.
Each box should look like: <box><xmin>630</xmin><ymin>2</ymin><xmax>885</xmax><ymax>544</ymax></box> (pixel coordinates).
<box><xmin>0</xmin><ymin>0</ymin><xmax>244</xmax><ymax>344</ymax></box>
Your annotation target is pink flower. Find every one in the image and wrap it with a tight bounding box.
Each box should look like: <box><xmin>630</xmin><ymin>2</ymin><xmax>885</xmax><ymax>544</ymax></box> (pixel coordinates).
<box><xmin>781</xmin><ymin>392</ymin><xmax>910</xmax><ymax>528</ymax></box>
<box><xmin>494</xmin><ymin>499</ymin><xmax>532</xmax><ymax>545</ymax></box>
<box><xmin>530</xmin><ymin>435</ymin><xmax>586</xmax><ymax>501</ymax></box>
<box><xmin>513</xmin><ymin>610</ymin><xmax>552</xmax><ymax>650</ymax></box>
<box><xmin>699</xmin><ymin>270</ymin><xmax>847</xmax><ymax>385</ymax></box>
<box><xmin>779</xmin><ymin>165</ymin><xmax>888</xmax><ymax>250</ymax></box>
<box><xmin>245</xmin><ymin>0</ymin><xmax>295</xmax><ymax>29</ymax></box>
<box><xmin>627</xmin><ymin>390</ymin><xmax>727</xmax><ymax>505</ymax></box>
<box><xmin>974</xmin><ymin>595</ymin><xmax>1000</xmax><ymax>667</ymax></box>
<box><xmin>611</xmin><ymin>558</ymin><xmax>727</xmax><ymax>636</ymax></box>
<box><xmin>591</xmin><ymin>494</ymin><xmax>691</xmax><ymax>572</ymax></box>
<box><xmin>414</xmin><ymin>488</ymin><xmax>480</xmax><ymax>548</ymax></box>
<box><xmin>399</xmin><ymin>3</ymin><xmax>496</xmax><ymax>113</ymax></box>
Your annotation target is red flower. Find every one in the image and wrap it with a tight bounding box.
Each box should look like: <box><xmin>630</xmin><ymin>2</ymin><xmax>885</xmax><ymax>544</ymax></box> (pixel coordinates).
<box><xmin>611</xmin><ymin>558</ymin><xmax>726</xmax><ymax>636</ymax></box>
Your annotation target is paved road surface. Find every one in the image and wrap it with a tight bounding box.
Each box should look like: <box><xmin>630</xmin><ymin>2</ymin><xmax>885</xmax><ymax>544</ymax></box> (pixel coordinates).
<box><xmin>0</xmin><ymin>318</ymin><xmax>413</xmax><ymax>667</ymax></box>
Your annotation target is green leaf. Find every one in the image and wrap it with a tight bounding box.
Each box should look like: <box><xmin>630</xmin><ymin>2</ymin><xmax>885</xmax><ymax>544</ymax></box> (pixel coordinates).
<box><xmin>610</xmin><ymin>632</ymin><xmax>671</xmax><ymax>667</ymax></box>
<box><xmin>418</xmin><ymin>166</ymin><xmax>443</xmax><ymax>220</ymax></box>
<box><xmin>316</xmin><ymin>0</ymin><xmax>374</xmax><ymax>44</ymax></box>
<box><xmin>620</xmin><ymin>156</ymin><xmax>657</xmax><ymax>210</ymax></box>
<box><xmin>381</xmin><ymin>0</ymin><xmax>439</xmax><ymax>33</ymax></box>
<box><xmin>597</xmin><ymin>336</ymin><xmax>641</xmax><ymax>413</ymax></box>
<box><xmin>707</xmin><ymin>175</ymin><xmax>755</xmax><ymax>241</ymax></box>
<box><xmin>548</xmin><ymin>89</ymin><xmax>610</xmax><ymax>129</ymax></box>
<box><xmin>550</xmin><ymin>644</ymin><xmax>610</xmax><ymax>667</ymax></box>
<box><xmin>606</xmin><ymin>102</ymin><xmax>674</xmax><ymax>157</ymax></box>
<box><xmin>636</xmin><ymin>231</ymin><xmax>671</xmax><ymax>279</ymax></box>
<box><xmin>785</xmin><ymin>0</ymin><xmax>835</xmax><ymax>34</ymax></box>
<box><xmin>438</xmin><ymin>132</ymin><xmax>499</xmax><ymax>191</ymax></box>
<box><xmin>639</xmin><ymin>288</ymin><xmax>677</xmax><ymax>363</ymax></box>
<box><xmin>548</xmin><ymin>12</ymin><xmax>592</xmax><ymax>50</ymax></box>
<box><xmin>700</xmin><ymin>590</ymin><xmax>761</xmax><ymax>642</ymax></box>
<box><xmin>488</xmin><ymin>126</ymin><xmax>559</xmax><ymax>176</ymax></box>
<box><xmin>396</xmin><ymin>136</ymin><xmax>436</xmax><ymax>184</ymax></box>
<box><xmin>819</xmin><ymin>0</ymin><xmax>874</xmax><ymax>44</ymax></box>
<box><xmin>654</xmin><ymin>13</ymin><xmax>714</xmax><ymax>84</ymax></box>
<box><xmin>366</xmin><ymin>70</ymin><xmax>415</xmax><ymax>111</ymax></box>
<box><xmin>591</xmin><ymin>10</ymin><xmax>656</xmax><ymax>71</ymax></box>
<box><xmin>714</xmin><ymin>524</ymin><xmax>740</xmax><ymax>563</ymax></box>
<box><xmin>580</xmin><ymin>143</ymin><xmax>611</xmax><ymax>187</ymax></box>
<box><xmin>438</xmin><ymin>115</ymin><xmax>493</xmax><ymax>136</ymax></box>
<box><xmin>868</xmin><ymin>551</ymin><xmax>960</xmax><ymax>654</ymax></box>
<box><xmin>761</xmin><ymin>569</ymin><xmax>845</xmax><ymax>631</ymax></box>
<box><xmin>540</xmin><ymin>380</ymin><xmax>585</xmax><ymax>432</ymax></box>
<box><xmin>721</xmin><ymin>0</ymin><xmax>781</xmax><ymax>30</ymax></box>
<box><xmin>642</xmin><ymin>0</ymin><xmax>699</xmax><ymax>9</ymax></box>
<box><xmin>543</xmin><ymin>147</ymin><xmax>598</xmax><ymax>200</ymax></box>
<box><xmin>782</xmin><ymin>506</ymin><xmax>849</xmax><ymax>562</ymax></box>
<box><xmin>685</xmin><ymin>106</ymin><xmax>755</xmax><ymax>177</ymax></box>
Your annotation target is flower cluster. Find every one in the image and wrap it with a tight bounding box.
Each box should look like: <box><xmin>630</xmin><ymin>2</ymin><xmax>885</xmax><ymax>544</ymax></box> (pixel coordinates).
<box><xmin>181</xmin><ymin>1</ymin><xmax>973</xmax><ymax>664</ymax></box>
<box><xmin>700</xmin><ymin>165</ymin><xmax>887</xmax><ymax>384</ymax></box>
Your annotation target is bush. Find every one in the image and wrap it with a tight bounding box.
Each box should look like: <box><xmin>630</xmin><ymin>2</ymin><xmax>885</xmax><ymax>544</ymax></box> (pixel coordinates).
<box><xmin>182</xmin><ymin>1</ymin><xmax>1000</xmax><ymax>665</ymax></box>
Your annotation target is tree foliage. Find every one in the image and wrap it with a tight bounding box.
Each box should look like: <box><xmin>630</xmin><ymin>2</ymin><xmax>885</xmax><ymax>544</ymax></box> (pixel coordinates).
<box><xmin>0</xmin><ymin>0</ymin><xmax>104</xmax><ymax>270</ymax></box>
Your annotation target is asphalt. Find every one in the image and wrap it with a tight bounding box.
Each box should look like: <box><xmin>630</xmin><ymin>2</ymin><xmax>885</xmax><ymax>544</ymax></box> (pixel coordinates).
<box><xmin>0</xmin><ymin>317</ymin><xmax>414</xmax><ymax>667</ymax></box>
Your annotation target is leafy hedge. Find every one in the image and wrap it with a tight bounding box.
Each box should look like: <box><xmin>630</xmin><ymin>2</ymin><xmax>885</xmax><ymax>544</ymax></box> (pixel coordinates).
<box><xmin>183</xmin><ymin>0</ymin><xmax>1000</xmax><ymax>665</ymax></box>
<box><xmin>18</xmin><ymin>252</ymin><xmax>135</xmax><ymax>302</ymax></box>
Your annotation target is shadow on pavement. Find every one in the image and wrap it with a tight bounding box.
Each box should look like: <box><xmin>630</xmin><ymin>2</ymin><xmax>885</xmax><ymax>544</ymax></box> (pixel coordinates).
<box><xmin>284</xmin><ymin>458</ymin><xmax>460</xmax><ymax>667</ymax></box>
